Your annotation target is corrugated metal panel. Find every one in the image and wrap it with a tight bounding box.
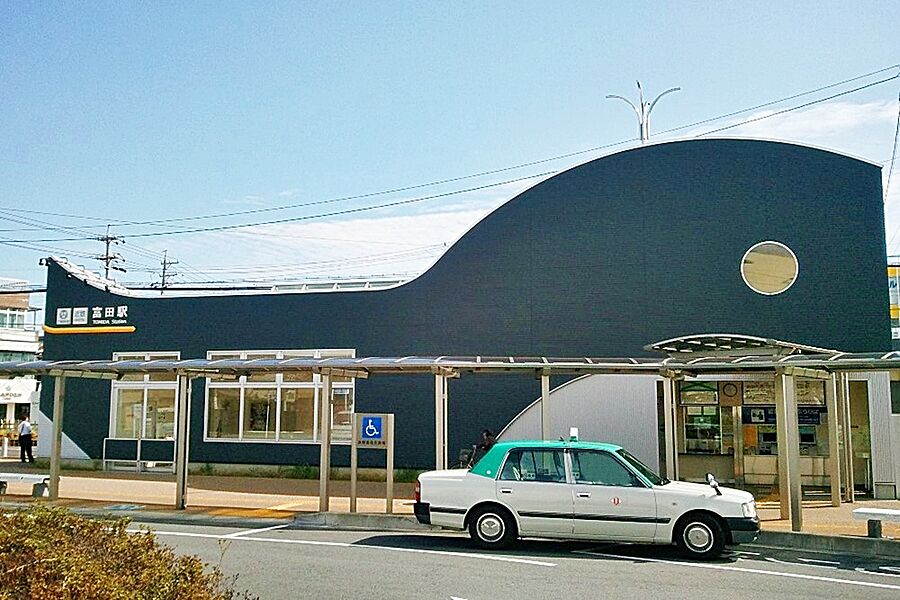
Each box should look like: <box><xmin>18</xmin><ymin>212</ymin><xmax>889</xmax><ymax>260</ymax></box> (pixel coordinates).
<box><xmin>862</xmin><ymin>371</ymin><xmax>896</xmax><ymax>497</ymax></box>
<box><xmin>498</xmin><ymin>375</ymin><xmax>660</xmax><ymax>470</ymax></box>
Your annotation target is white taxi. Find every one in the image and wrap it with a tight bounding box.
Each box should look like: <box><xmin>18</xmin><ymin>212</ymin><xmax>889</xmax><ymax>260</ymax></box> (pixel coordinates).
<box><xmin>414</xmin><ymin>438</ymin><xmax>758</xmax><ymax>559</ymax></box>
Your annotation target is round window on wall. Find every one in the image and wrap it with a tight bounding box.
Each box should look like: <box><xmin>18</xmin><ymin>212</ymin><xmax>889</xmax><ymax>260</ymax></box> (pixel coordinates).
<box><xmin>741</xmin><ymin>241</ymin><xmax>798</xmax><ymax>295</ymax></box>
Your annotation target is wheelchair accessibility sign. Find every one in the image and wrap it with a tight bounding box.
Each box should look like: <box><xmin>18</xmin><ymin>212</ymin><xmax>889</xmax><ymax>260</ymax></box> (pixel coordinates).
<box><xmin>361</xmin><ymin>416</ymin><xmax>383</xmax><ymax>441</ymax></box>
<box><xmin>353</xmin><ymin>413</ymin><xmax>393</xmax><ymax>449</ymax></box>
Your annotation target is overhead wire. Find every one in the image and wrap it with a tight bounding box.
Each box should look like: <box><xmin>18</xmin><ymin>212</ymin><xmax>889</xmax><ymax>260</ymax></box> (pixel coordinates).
<box><xmin>882</xmin><ymin>93</ymin><xmax>900</xmax><ymax>251</ymax></box>
<box><xmin>694</xmin><ymin>70</ymin><xmax>900</xmax><ymax>137</ymax></box>
<box><xmin>5</xmin><ymin>63</ymin><xmax>900</xmax><ymax>287</ymax></box>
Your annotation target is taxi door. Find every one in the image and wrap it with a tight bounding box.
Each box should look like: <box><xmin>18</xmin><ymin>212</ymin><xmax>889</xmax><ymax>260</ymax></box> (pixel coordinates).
<box><xmin>495</xmin><ymin>447</ymin><xmax>573</xmax><ymax>536</ymax></box>
<box><xmin>569</xmin><ymin>449</ymin><xmax>658</xmax><ymax>541</ymax></box>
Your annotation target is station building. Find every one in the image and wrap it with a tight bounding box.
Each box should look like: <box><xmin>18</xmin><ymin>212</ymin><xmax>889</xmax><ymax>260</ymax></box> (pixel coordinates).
<box><xmin>0</xmin><ymin>280</ymin><xmax>40</xmax><ymax>453</ymax></box>
<box><xmin>34</xmin><ymin>138</ymin><xmax>900</xmax><ymax>499</ymax></box>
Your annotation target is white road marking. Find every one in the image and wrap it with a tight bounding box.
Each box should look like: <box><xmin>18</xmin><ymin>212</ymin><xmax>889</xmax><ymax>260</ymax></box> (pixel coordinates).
<box><xmin>855</xmin><ymin>567</ymin><xmax>900</xmax><ymax>579</ymax></box>
<box><xmin>732</xmin><ymin>551</ymin><xmax>761</xmax><ymax>556</ymax></box>
<box><xmin>798</xmin><ymin>558</ymin><xmax>841</xmax><ymax>566</ymax></box>
<box><xmin>223</xmin><ymin>523</ymin><xmax>291</xmax><ymax>539</ymax></box>
<box><xmin>573</xmin><ymin>549</ymin><xmax>900</xmax><ymax>591</ymax></box>
<box><xmin>138</xmin><ymin>529</ymin><xmax>556</xmax><ymax>567</ymax></box>
<box><xmin>765</xmin><ymin>557</ymin><xmax>837</xmax><ymax>570</ymax></box>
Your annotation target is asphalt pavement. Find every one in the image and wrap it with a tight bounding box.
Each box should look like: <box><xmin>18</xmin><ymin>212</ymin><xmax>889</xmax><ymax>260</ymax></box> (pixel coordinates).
<box><xmin>1</xmin><ymin>461</ymin><xmax>898</xmax><ymax>559</ymax></box>
<box><xmin>131</xmin><ymin>522</ymin><xmax>900</xmax><ymax>599</ymax></box>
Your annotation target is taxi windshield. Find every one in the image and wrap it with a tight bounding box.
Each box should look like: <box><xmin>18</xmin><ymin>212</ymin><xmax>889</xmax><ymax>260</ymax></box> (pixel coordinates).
<box><xmin>616</xmin><ymin>449</ymin><xmax>667</xmax><ymax>485</ymax></box>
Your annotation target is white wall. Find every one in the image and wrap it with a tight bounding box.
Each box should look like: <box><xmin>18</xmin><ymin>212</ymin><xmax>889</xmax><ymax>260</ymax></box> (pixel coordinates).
<box><xmin>855</xmin><ymin>372</ymin><xmax>897</xmax><ymax>499</ymax></box>
<box><xmin>892</xmin><ymin>415</ymin><xmax>900</xmax><ymax>499</ymax></box>
<box><xmin>35</xmin><ymin>407</ymin><xmax>90</xmax><ymax>460</ymax></box>
<box><xmin>498</xmin><ymin>374</ymin><xmax>660</xmax><ymax>470</ymax></box>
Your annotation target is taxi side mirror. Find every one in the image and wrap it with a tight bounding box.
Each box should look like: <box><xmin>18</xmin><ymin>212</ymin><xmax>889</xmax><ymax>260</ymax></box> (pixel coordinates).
<box><xmin>706</xmin><ymin>472</ymin><xmax>723</xmax><ymax>496</ymax></box>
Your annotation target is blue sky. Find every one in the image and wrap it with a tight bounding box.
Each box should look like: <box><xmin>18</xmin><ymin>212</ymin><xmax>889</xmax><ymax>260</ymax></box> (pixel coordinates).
<box><xmin>2</xmin><ymin>2</ymin><xmax>900</xmax><ymax>304</ymax></box>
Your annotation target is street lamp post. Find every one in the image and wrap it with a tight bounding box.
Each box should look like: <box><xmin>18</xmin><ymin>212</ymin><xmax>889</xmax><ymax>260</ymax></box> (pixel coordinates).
<box><xmin>607</xmin><ymin>81</ymin><xmax>680</xmax><ymax>143</ymax></box>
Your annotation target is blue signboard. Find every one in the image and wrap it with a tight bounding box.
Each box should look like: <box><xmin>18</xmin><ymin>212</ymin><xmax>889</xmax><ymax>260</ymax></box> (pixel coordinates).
<box><xmin>360</xmin><ymin>416</ymin><xmax>383</xmax><ymax>441</ymax></box>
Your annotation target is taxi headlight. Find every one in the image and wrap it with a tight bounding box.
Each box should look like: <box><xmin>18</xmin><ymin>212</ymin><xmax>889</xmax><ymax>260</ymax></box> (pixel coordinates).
<box><xmin>741</xmin><ymin>501</ymin><xmax>757</xmax><ymax>518</ymax></box>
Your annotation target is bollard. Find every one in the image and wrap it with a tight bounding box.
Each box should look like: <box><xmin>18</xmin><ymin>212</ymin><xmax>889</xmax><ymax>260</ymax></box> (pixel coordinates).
<box><xmin>867</xmin><ymin>519</ymin><xmax>882</xmax><ymax>538</ymax></box>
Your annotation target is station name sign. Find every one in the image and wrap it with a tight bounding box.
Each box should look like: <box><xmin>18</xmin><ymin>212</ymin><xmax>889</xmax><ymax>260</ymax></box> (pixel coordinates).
<box><xmin>44</xmin><ymin>304</ymin><xmax>136</xmax><ymax>335</ymax></box>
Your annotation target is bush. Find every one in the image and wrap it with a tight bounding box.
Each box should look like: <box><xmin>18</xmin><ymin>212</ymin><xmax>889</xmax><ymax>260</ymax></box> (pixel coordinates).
<box><xmin>394</xmin><ymin>469</ymin><xmax>423</xmax><ymax>483</ymax></box>
<box><xmin>286</xmin><ymin>464</ymin><xmax>319</xmax><ymax>479</ymax></box>
<box><xmin>0</xmin><ymin>505</ymin><xmax>256</xmax><ymax>600</ymax></box>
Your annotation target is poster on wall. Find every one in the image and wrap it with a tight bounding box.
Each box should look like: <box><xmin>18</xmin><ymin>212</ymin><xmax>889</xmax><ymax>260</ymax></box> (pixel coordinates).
<box><xmin>742</xmin><ymin>381</ymin><xmax>774</xmax><ymax>404</ymax></box>
<box><xmin>796</xmin><ymin>380</ymin><xmax>825</xmax><ymax>405</ymax></box>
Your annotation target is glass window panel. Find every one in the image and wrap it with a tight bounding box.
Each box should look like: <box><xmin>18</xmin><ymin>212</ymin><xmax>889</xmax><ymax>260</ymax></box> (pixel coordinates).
<box><xmin>145</xmin><ymin>389</ymin><xmax>176</xmax><ymax>439</ymax></box>
<box><xmin>741</xmin><ymin>241</ymin><xmax>799</xmax><ymax>295</ymax></box>
<box><xmin>331</xmin><ymin>388</ymin><xmax>353</xmax><ymax>442</ymax></box>
<box><xmin>500</xmin><ymin>449</ymin><xmax>565</xmax><ymax>483</ymax></box>
<box><xmin>114</xmin><ymin>389</ymin><xmax>144</xmax><ymax>438</ymax></box>
<box><xmin>207</xmin><ymin>388</ymin><xmax>240</xmax><ymax>439</ymax></box>
<box><xmin>0</xmin><ymin>313</ymin><xmax>6</xmax><ymax>327</ymax></box>
<box><xmin>280</xmin><ymin>388</ymin><xmax>315</xmax><ymax>441</ymax></box>
<box><xmin>572</xmin><ymin>451</ymin><xmax>640</xmax><ymax>487</ymax></box>
<box><xmin>243</xmin><ymin>388</ymin><xmax>277</xmax><ymax>439</ymax></box>
<box><xmin>679</xmin><ymin>382</ymin><xmax>718</xmax><ymax>405</ymax></box>
<box><xmin>282</xmin><ymin>351</ymin><xmax>315</xmax><ymax>382</ymax></box>
<box><xmin>147</xmin><ymin>355</ymin><xmax>180</xmax><ymax>381</ymax></box>
<box><xmin>148</xmin><ymin>372</ymin><xmax>178</xmax><ymax>382</ymax></box>
<box><xmin>796</xmin><ymin>380</ymin><xmax>825</xmax><ymax>405</ymax></box>
<box><xmin>319</xmin><ymin>350</ymin><xmax>355</xmax><ymax>358</ymax></box>
<box><xmin>684</xmin><ymin>406</ymin><xmax>722</xmax><ymax>454</ymax></box>
<box><xmin>246</xmin><ymin>354</ymin><xmax>278</xmax><ymax>382</ymax></box>
<box><xmin>283</xmin><ymin>370</ymin><xmax>313</xmax><ymax>383</ymax></box>
<box><xmin>743</xmin><ymin>381</ymin><xmax>775</xmax><ymax>404</ymax></box>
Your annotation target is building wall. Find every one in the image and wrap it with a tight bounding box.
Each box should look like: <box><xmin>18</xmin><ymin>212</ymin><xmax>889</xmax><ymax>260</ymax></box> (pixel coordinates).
<box><xmin>39</xmin><ymin>139</ymin><xmax>890</xmax><ymax>468</ymax></box>
<box><xmin>497</xmin><ymin>375</ymin><xmax>660</xmax><ymax>469</ymax></box>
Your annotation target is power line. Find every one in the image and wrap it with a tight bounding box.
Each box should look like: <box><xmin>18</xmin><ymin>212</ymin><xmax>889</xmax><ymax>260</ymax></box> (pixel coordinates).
<box><xmin>93</xmin><ymin>225</ymin><xmax>126</xmax><ymax>278</ymax></box>
<box><xmin>2</xmin><ymin>63</ymin><xmax>898</xmax><ymax>271</ymax></box>
<box><xmin>654</xmin><ymin>63</ymin><xmax>900</xmax><ymax>137</ymax></box>
<box><xmin>696</xmin><ymin>71</ymin><xmax>900</xmax><ymax>137</ymax></box>
<box><xmin>885</xmin><ymin>93</ymin><xmax>900</xmax><ymax>203</ymax></box>
<box><xmin>1</xmin><ymin>171</ymin><xmax>556</xmax><ymax>243</ymax></box>
<box><xmin>3</xmin><ymin>62</ymin><xmax>894</xmax><ymax>236</ymax></box>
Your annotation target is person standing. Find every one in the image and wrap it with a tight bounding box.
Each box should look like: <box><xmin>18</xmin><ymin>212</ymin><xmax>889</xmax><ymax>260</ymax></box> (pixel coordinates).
<box><xmin>17</xmin><ymin>415</ymin><xmax>34</xmax><ymax>463</ymax></box>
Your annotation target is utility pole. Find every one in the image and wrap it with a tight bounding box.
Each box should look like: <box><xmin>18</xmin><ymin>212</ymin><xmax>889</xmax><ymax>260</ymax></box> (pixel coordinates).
<box><xmin>607</xmin><ymin>81</ymin><xmax>681</xmax><ymax>143</ymax></box>
<box><xmin>158</xmin><ymin>250</ymin><xmax>179</xmax><ymax>292</ymax></box>
<box><xmin>94</xmin><ymin>225</ymin><xmax>126</xmax><ymax>279</ymax></box>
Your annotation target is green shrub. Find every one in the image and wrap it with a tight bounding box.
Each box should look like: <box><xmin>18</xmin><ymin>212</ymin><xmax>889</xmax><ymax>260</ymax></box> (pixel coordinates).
<box><xmin>394</xmin><ymin>469</ymin><xmax>423</xmax><ymax>483</ymax></box>
<box><xmin>286</xmin><ymin>464</ymin><xmax>319</xmax><ymax>479</ymax></box>
<box><xmin>0</xmin><ymin>505</ymin><xmax>256</xmax><ymax>600</ymax></box>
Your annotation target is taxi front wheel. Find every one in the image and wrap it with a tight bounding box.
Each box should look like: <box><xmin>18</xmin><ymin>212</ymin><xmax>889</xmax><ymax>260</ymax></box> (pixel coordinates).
<box><xmin>675</xmin><ymin>513</ymin><xmax>725</xmax><ymax>559</ymax></box>
<box><xmin>468</xmin><ymin>506</ymin><xmax>517</xmax><ymax>549</ymax></box>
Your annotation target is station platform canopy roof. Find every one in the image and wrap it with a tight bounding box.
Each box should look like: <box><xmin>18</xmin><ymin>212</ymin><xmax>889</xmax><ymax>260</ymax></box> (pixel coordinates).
<box><xmin>644</xmin><ymin>334</ymin><xmax>840</xmax><ymax>357</ymax></box>
<box><xmin>3</xmin><ymin>350</ymin><xmax>900</xmax><ymax>380</ymax></box>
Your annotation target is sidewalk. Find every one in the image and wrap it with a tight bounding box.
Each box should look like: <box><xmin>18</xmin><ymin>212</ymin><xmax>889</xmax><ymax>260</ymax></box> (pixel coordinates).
<box><xmin>1</xmin><ymin>464</ymin><xmax>898</xmax><ymax>556</ymax></box>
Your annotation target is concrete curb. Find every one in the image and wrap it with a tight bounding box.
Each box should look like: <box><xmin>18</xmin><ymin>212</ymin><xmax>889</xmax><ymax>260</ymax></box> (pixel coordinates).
<box><xmin>293</xmin><ymin>512</ymin><xmax>438</xmax><ymax>532</ymax></box>
<box><xmin>754</xmin><ymin>530</ymin><xmax>900</xmax><ymax>558</ymax></box>
<box><xmin>71</xmin><ymin>508</ymin><xmax>295</xmax><ymax>530</ymax></box>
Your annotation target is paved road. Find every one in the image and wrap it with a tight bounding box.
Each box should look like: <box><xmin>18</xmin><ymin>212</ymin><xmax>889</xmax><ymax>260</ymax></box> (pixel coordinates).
<box><xmin>131</xmin><ymin>521</ymin><xmax>900</xmax><ymax>599</ymax></box>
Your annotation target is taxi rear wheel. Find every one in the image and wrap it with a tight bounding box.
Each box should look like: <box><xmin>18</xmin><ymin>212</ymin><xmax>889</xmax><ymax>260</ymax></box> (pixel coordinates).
<box><xmin>468</xmin><ymin>506</ymin><xmax>517</xmax><ymax>549</ymax></box>
<box><xmin>675</xmin><ymin>513</ymin><xmax>725</xmax><ymax>559</ymax></box>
